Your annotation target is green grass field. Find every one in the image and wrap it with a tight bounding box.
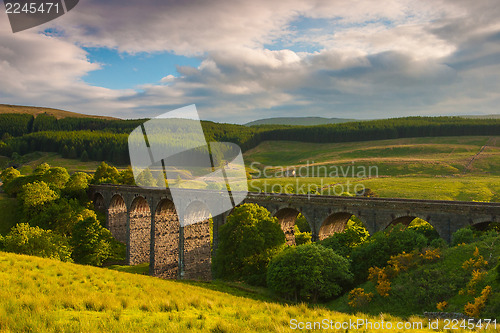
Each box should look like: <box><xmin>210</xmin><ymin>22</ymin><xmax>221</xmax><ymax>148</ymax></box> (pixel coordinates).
<box><xmin>249</xmin><ymin>176</ymin><xmax>500</xmax><ymax>202</ymax></box>
<box><xmin>0</xmin><ymin>251</ymin><xmax>457</xmax><ymax>333</ymax></box>
<box><xmin>244</xmin><ymin>136</ymin><xmax>500</xmax><ymax>176</ymax></box>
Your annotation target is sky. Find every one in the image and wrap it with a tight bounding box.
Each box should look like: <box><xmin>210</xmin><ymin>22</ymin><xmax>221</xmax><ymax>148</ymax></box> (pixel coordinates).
<box><xmin>0</xmin><ymin>0</ymin><xmax>499</xmax><ymax>123</ymax></box>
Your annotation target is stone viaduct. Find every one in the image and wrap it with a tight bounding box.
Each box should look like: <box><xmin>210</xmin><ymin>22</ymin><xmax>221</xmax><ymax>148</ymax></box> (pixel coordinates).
<box><xmin>88</xmin><ymin>184</ymin><xmax>500</xmax><ymax>281</ymax></box>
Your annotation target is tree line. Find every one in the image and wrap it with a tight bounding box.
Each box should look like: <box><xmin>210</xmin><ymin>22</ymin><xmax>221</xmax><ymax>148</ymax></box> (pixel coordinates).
<box><xmin>1</xmin><ymin>113</ymin><xmax>499</xmax><ymax>165</ymax></box>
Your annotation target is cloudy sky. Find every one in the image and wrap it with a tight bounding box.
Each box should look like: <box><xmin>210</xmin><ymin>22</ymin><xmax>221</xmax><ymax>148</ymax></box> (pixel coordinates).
<box><xmin>1</xmin><ymin>0</ymin><xmax>499</xmax><ymax>123</ymax></box>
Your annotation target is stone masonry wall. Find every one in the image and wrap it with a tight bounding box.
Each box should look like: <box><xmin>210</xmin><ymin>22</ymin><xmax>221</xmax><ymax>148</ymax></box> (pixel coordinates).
<box><xmin>183</xmin><ymin>219</ymin><xmax>211</xmax><ymax>281</ymax></box>
<box><xmin>108</xmin><ymin>196</ymin><xmax>127</xmax><ymax>244</ymax></box>
<box><xmin>129</xmin><ymin>198</ymin><xmax>151</xmax><ymax>265</ymax></box>
<box><xmin>153</xmin><ymin>201</ymin><xmax>179</xmax><ymax>279</ymax></box>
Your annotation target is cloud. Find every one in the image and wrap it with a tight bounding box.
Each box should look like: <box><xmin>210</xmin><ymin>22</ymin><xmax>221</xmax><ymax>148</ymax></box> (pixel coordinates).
<box><xmin>0</xmin><ymin>0</ymin><xmax>499</xmax><ymax>121</ymax></box>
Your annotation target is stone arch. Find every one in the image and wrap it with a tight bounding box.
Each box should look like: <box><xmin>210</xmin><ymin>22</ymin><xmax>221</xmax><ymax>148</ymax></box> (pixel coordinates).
<box><xmin>152</xmin><ymin>199</ymin><xmax>180</xmax><ymax>279</ymax></box>
<box><xmin>319</xmin><ymin>212</ymin><xmax>354</xmax><ymax>240</ymax></box>
<box><xmin>93</xmin><ymin>192</ymin><xmax>105</xmax><ymax>213</ymax></box>
<box><xmin>471</xmin><ymin>219</ymin><xmax>500</xmax><ymax>232</ymax></box>
<box><xmin>385</xmin><ymin>214</ymin><xmax>432</xmax><ymax>230</ymax></box>
<box><xmin>274</xmin><ymin>207</ymin><xmax>303</xmax><ymax>245</ymax></box>
<box><xmin>384</xmin><ymin>215</ymin><xmax>441</xmax><ymax>239</ymax></box>
<box><xmin>108</xmin><ymin>194</ymin><xmax>127</xmax><ymax>244</ymax></box>
<box><xmin>129</xmin><ymin>196</ymin><xmax>151</xmax><ymax>265</ymax></box>
<box><xmin>182</xmin><ymin>200</ymin><xmax>212</xmax><ymax>280</ymax></box>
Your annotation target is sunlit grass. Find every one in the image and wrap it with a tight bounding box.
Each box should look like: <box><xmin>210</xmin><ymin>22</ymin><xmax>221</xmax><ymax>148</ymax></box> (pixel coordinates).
<box><xmin>244</xmin><ymin>136</ymin><xmax>500</xmax><ymax>176</ymax></box>
<box><xmin>248</xmin><ymin>176</ymin><xmax>500</xmax><ymax>202</ymax></box>
<box><xmin>3</xmin><ymin>251</ymin><xmax>488</xmax><ymax>332</ymax></box>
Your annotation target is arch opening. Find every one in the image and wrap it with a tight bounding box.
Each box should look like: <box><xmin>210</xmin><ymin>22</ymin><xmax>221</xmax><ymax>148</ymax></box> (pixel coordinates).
<box><xmin>274</xmin><ymin>208</ymin><xmax>308</xmax><ymax>245</ymax></box>
<box><xmin>153</xmin><ymin>199</ymin><xmax>180</xmax><ymax>279</ymax></box>
<box><xmin>108</xmin><ymin>195</ymin><xmax>127</xmax><ymax>244</ymax></box>
<box><xmin>183</xmin><ymin>201</ymin><xmax>212</xmax><ymax>281</ymax></box>
<box><xmin>386</xmin><ymin>216</ymin><xmax>440</xmax><ymax>243</ymax></box>
<box><xmin>129</xmin><ymin>196</ymin><xmax>151</xmax><ymax>265</ymax></box>
<box><xmin>471</xmin><ymin>221</ymin><xmax>500</xmax><ymax>232</ymax></box>
<box><xmin>319</xmin><ymin>212</ymin><xmax>355</xmax><ymax>241</ymax></box>
<box><xmin>93</xmin><ymin>193</ymin><xmax>105</xmax><ymax>213</ymax></box>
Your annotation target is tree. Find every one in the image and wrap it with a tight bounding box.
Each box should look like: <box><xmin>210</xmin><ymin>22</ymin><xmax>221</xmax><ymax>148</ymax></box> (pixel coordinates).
<box><xmin>118</xmin><ymin>166</ymin><xmax>136</xmax><ymax>185</ymax></box>
<box><xmin>0</xmin><ymin>167</ymin><xmax>21</xmax><ymax>184</ymax></box>
<box><xmin>135</xmin><ymin>169</ymin><xmax>156</xmax><ymax>187</ymax></box>
<box><xmin>39</xmin><ymin>167</ymin><xmax>70</xmax><ymax>189</ymax></box>
<box><xmin>92</xmin><ymin>162</ymin><xmax>120</xmax><ymax>184</ymax></box>
<box><xmin>19</xmin><ymin>181</ymin><xmax>59</xmax><ymax>217</ymax></box>
<box><xmin>34</xmin><ymin>163</ymin><xmax>50</xmax><ymax>175</ymax></box>
<box><xmin>267</xmin><ymin>244</ymin><xmax>353</xmax><ymax>302</ymax></box>
<box><xmin>451</xmin><ymin>228</ymin><xmax>474</xmax><ymax>246</ymax></box>
<box><xmin>28</xmin><ymin>199</ymin><xmax>95</xmax><ymax>236</ymax></box>
<box><xmin>213</xmin><ymin>203</ymin><xmax>286</xmax><ymax>285</ymax></box>
<box><xmin>3</xmin><ymin>223</ymin><xmax>72</xmax><ymax>262</ymax></box>
<box><xmin>71</xmin><ymin>216</ymin><xmax>116</xmax><ymax>266</ymax></box>
<box><xmin>80</xmin><ymin>150</ymin><xmax>89</xmax><ymax>162</ymax></box>
<box><xmin>62</xmin><ymin>172</ymin><xmax>91</xmax><ymax>202</ymax></box>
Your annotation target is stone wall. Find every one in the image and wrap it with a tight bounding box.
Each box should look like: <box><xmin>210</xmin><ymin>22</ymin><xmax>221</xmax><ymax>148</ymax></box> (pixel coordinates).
<box><xmin>183</xmin><ymin>219</ymin><xmax>211</xmax><ymax>281</ymax></box>
<box><xmin>129</xmin><ymin>197</ymin><xmax>151</xmax><ymax>265</ymax></box>
<box><xmin>152</xmin><ymin>200</ymin><xmax>179</xmax><ymax>278</ymax></box>
<box><xmin>108</xmin><ymin>195</ymin><xmax>127</xmax><ymax>244</ymax></box>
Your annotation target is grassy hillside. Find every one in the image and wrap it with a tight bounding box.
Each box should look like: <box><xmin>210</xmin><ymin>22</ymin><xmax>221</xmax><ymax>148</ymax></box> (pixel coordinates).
<box><xmin>329</xmin><ymin>234</ymin><xmax>500</xmax><ymax>320</ymax></box>
<box><xmin>248</xmin><ymin>176</ymin><xmax>500</xmax><ymax>202</ymax></box>
<box><xmin>245</xmin><ymin>136</ymin><xmax>500</xmax><ymax>176</ymax></box>
<box><xmin>245</xmin><ymin>117</ymin><xmax>357</xmax><ymax>126</ymax></box>
<box><xmin>0</xmin><ymin>251</ymin><xmax>448</xmax><ymax>332</ymax></box>
<box><xmin>0</xmin><ymin>104</ymin><xmax>117</xmax><ymax>120</ymax></box>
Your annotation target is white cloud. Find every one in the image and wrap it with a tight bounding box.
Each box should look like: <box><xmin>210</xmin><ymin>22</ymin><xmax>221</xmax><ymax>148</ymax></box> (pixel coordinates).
<box><xmin>0</xmin><ymin>0</ymin><xmax>499</xmax><ymax>121</ymax></box>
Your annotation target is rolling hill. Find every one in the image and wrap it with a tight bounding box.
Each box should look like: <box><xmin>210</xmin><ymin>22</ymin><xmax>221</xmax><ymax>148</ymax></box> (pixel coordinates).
<box><xmin>0</xmin><ymin>251</ymin><xmax>432</xmax><ymax>332</ymax></box>
<box><xmin>245</xmin><ymin>116</ymin><xmax>358</xmax><ymax>126</ymax></box>
<box><xmin>0</xmin><ymin>104</ymin><xmax>117</xmax><ymax>120</ymax></box>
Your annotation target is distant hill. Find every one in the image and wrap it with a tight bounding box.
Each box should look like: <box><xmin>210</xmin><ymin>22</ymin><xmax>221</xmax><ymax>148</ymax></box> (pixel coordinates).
<box><xmin>459</xmin><ymin>114</ymin><xmax>500</xmax><ymax>119</ymax></box>
<box><xmin>245</xmin><ymin>116</ymin><xmax>357</xmax><ymax>126</ymax></box>
<box><xmin>0</xmin><ymin>104</ymin><xmax>117</xmax><ymax>120</ymax></box>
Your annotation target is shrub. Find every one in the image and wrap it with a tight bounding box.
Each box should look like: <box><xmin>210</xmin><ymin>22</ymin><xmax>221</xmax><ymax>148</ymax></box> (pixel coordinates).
<box><xmin>497</xmin><ymin>259</ymin><xmax>500</xmax><ymax>283</ymax></box>
<box><xmin>436</xmin><ymin>301</ymin><xmax>448</xmax><ymax>311</ymax></box>
<box><xmin>213</xmin><ymin>203</ymin><xmax>286</xmax><ymax>285</ymax></box>
<box><xmin>451</xmin><ymin>228</ymin><xmax>474</xmax><ymax>246</ymax></box>
<box><xmin>464</xmin><ymin>286</ymin><xmax>492</xmax><ymax>318</ymax></box>
<box><xmin>320</xmin><ymin>217</ymin><xmax>369</xmax><ymax>258</ymax></box>
<box><xmin>408</xmin><ymin>218</ymin><xmax>440</xmax><ymax>244</ymax></box>
<box><xmin>350</xmin><ymin>224</ymin><xmax>427</xmax><ymax>283</ymax></box>
<box><xmin>294</xmin><ymin>226</ymin><xmax>311</xmax><ymax>245</ymax></box>
<box><xmin>348</xmin><ymin>288</ymin><xmax>374</xmax><ymax>308</ymax></box>
<box><xmin>295</xmin><ymin>214</ymin><xmax>310</xmax><ymax>233</ymax></box>
<box><xmin>3</xmin><ymin>223</ymin><xmax>72</xmax><ymax>261</ymax></box>
<box><xmin>267</xmin><ymin>244</ymin><xmax>353</xmax><ymax>302</ymax></box>
<box><xmin>430</xmin><ymin>238</ymin><xmax>448</xmax><ymax>249</ymax></box>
